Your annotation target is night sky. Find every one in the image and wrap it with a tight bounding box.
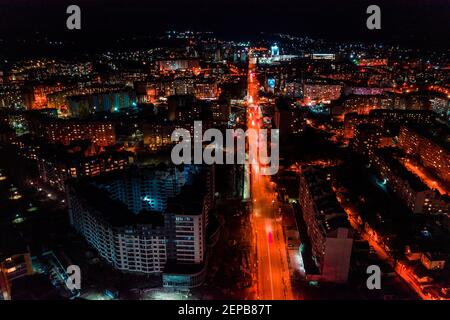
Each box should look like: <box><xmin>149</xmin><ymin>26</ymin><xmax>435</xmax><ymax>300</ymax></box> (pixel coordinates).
<box><xmin>0</xmin><ymin>0</ymin><xmax>448</xmax><ymax>47</ymax></box>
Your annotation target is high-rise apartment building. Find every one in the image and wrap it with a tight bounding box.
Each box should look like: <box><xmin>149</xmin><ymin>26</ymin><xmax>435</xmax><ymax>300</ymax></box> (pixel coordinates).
<box><xmin>67</xmin><ymin>164</ymin><xmax>214</xmax><ymax>288</ymax></box>
<box><xmin>299</xmin><ymin>166</ymin><xmax>353</xmax><ymax>283</ymax></box>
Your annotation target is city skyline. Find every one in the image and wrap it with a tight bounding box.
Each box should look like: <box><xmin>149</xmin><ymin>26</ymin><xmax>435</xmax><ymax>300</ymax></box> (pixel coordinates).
<box><xmin>0</xmin><ymin>0</ymin><xmax>449</xmax><ymax>307</ymax></box>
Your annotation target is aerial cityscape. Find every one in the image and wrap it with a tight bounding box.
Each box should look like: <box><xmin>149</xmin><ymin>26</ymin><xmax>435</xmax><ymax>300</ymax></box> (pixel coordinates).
<box><xmin>0</xmin><ymin>0</ymin><xmax>449</xmax><ymax>303</ymax></box>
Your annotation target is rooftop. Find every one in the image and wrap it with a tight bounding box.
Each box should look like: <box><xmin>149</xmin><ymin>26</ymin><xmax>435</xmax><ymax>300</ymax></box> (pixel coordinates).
<box><xmin>404</xmin><ymin>123</ymin><xmax>450</xmax><ymax>152</ymax></box>
<box><xmin>69</xmin><ymin>180</ymin><xmax>165</xmax><ymax>228</ymax></box>
<box><xmin>301</xmin><ymin>166</ymin><xmax>350</xmax><ymax>233</ymax></box>
<box><xmin>67</xmin><ymin>164</ymin><xmax>207</xmax><ymax>227</ymax></box>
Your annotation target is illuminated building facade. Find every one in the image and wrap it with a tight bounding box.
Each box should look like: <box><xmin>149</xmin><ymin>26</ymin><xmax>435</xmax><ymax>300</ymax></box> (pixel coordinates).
<box><xmin>271</xmin><ymin>44</ymin><xmax>280</xmax><ymax>57</ymax></box>
<box><xmin>0</xmin><ymin>86</ymin><xmax>25</xmax><ymax>109</ymax></box>
<box><xmin>0</xmin><ymin>229</ymin><xmax>33</xmax><ymax>300</ymax></box>
<box><xmin>349</xmin><ymin>87</ymin><xmax>386</xmax><ymax>96</ymax></box>
<box><xmin>369</xmin><ymin>109</ymin><xmax>434</xmax><ymax>125</ymax></box>
<box><xmin>343</xmin><ymin>94</ymin><xmax>392</xmax><ymax>114</ymax></box>
<box><xmin>274</xmin><ymin>105</ymin><xmax>307</xmax><ymax>137</ymax></box>
<box><xmin>193</xmin><ymin>80</ymin><xmax>219</xmax><ymax>100</ymax></box>
<box><xmin>343</xmin><ymin>110</ymin><xmax>434</xmax><ymax>140</ymax></box>
<box><xmin>352</xmin><ymin>123</ymin><xmax>384</xmax><ymax>161</ymax></box>
<box><xmin>46</xmin><ymin>85</ymin><xmax>125</xmax><ymax>111</ymax></box>
<box><xmin>303</xmin><ymin>81</ymin><xmax>343</xmax><ymax>103</ymax></box>
<box><xmin>156</xmin><ymin>59</ymin><xmax>200</xmax><ymax>72</ymax></box>
<box><xmin>284</xmin><ymin>80</ymin><xmax>303</xmax><ymax>99</ymax></box>
<box><xmin>143</xmin><ymin>122</ymin><xmax>176</xmax><ymax>151</ymax></box>
<box><xmin>143</xmin><ymin>121</ymin><xmax>198</xmax><ymax>152</ymax></box>
<box><xmin>311</xmin><ymin>53</ymin><xmax>336</xmax><ymax>60</ymax></box>
<box><xmin>22</xmin><ymin>84</ymin><xmax>66</xmax><ymax>110</ymax></box>
<box><xmin>357</xmin><ymin>58</ymin><xmax>388</xmax><ymax>67</ymax></box>
<box><xmin>430</xmin><ymin>96</ymin><xmax>450</xmax><ymax>123</ymax></box>
<box><xmin>0</xmin><ymin>253</ymin><xmax>33</xmax><ymax>300</ymax></box>
<box><xmin>27</xmin><ymin>115</ymin><xmax>116</xmax><ymax>147</ymax></box>
<box><xmin>67</xmin><ymin>90</ymin><xmax>137</xmax><ymax>117</ymax></box>
<box><xmin>67</xmin><ymin>165</ymin><xmax>213</xmax><ymax>287</ymax></box>
<box><xmin>210</xmin><ymin>103</ymin><xmax>231</xmax><ymax>127</ymax></box>
<box><xmin>343</xmin><ymin>113</ymin><xmax>384</xmax><ymax>140</ymax></box>
<box><xmin>299</xmin><ymin>166</ymin><xmax>353</xmax><ymax>283</ymax></box>
<box><xmin>386</xmin><ymin>92</ymin><xmax>431</xmax><ymax>111</ymax></box>
<box><xmin>398</xmin><ymin>126</ymin><xmax>450</xmax><ymax>184</ymax></box>
<box><xmin>167</xmin><ymin>95</ymin><xmax>202</xmax><ymax>122</ymax></box>
<box><xmin>372</xmin><ymin>148</ymin><xmax>449</xmax><ymax>214</ymax></box>
<box><xmin>37</xmin><ymin>145</ymin><xmax>131</xmax><ymax>192</ymax></box>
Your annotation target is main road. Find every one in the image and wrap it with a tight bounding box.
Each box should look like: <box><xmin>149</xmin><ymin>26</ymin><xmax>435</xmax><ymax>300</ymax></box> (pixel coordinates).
<box><xmin>246</xmin><ymin>51</ymin><xmax>294</xmax><ymax>300</ymax></box>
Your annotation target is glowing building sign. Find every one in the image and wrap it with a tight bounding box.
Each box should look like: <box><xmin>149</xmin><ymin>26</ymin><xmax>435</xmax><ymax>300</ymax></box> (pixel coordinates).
<box><xmin>271</xmin><ymin>44</ymin><xmax>280</xmax><ymax>56</ymax></box>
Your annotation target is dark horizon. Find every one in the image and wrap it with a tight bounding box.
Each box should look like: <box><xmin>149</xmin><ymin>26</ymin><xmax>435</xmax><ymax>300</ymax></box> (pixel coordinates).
<box><xmin>0</xmin><ymin>0</ymin><xmax>449</xmax><ymax>48</ymax></box>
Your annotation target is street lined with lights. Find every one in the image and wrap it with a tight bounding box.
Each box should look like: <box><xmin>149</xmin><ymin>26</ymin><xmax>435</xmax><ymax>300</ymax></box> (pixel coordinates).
<box><xmin>247</xmin><ymin>50</ymin><xmax>294</xmax><ymax>300</ymax></box>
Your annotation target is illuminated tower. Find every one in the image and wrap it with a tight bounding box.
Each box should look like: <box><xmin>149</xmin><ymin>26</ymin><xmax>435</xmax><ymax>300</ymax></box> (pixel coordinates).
<box><xmin>271</xmin><ymin>44</ymin><xmax>280</xmax><ymax>56</ymax></box>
